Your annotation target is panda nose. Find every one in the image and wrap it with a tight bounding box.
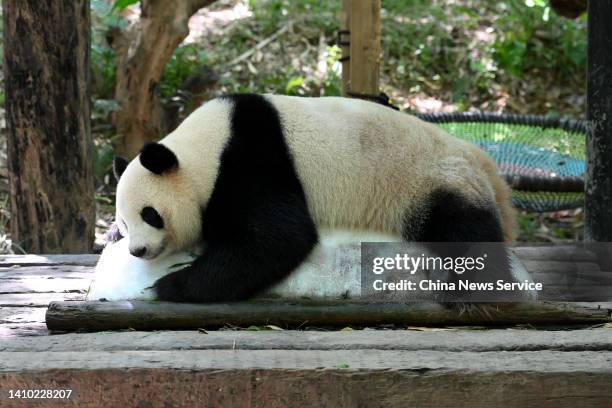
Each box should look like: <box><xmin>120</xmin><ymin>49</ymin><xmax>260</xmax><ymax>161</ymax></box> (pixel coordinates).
<box><xmin>130</xmin><ymin>247</ymin><xmax>147</xmax><ymax>258</ymax></box>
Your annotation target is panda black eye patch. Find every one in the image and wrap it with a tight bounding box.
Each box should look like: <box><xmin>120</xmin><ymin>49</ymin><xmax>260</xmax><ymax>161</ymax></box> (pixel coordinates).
<box><xmin>141</xmin><ymin>207</ymin><xmax>164</xmax><ymax>229</ymax></box>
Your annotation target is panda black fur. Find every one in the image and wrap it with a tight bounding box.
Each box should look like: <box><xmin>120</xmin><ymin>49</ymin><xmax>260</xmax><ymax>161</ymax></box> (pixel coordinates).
<box><xmin>113</xmin><ymin>94</ymin><xmax>517</xmax><ymax>302</ymax></box>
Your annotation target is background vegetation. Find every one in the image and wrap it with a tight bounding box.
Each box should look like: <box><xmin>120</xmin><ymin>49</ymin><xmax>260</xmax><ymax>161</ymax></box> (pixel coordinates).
<box><xmin>0</xmin><ymin>0</ymin><xmax>589</xmax><ymax>250</ymax></box>
<box><xmin>91</xmin><ymin>0</ymin><xmax>587</xmax><ymax>113</ymax></box>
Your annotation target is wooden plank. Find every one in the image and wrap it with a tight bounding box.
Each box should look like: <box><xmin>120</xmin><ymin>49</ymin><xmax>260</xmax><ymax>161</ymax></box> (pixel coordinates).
<box><xmin>0</xmin><ymin>247</ymin><xmax>599</xmax><ymax>268</ymax></box>
<box><xmin>0</xmin><ymin>247</ymin><xmax>602</xmax><ymax>270</ymax></box>
<box><xmin>0</xmin><ymin>277</ymin><xmax>90</xmax><ymax>294</ymax></box>
<box><xmin>0</xmin><ymin>308</ymin><xmax>48</xmax><ymax>338</ymax></box>
<box><xmin>586</xmin><ymin>0</ymin><xmax>612</xmax><ymax>241</ymax></box>
<box><xmin>1</xmin><ymin>293</ymin><xmax>85</xmax><ymax>307</ymax></box>
<box><xmin>1</xmin><ymin>351</ymin><xmax>612</xmax><ymax>407</ymax></box>
<box><xmin>3</xmin><ymin>349</ymin><xmax>612</xmax><ymax>372</ymax></box>
<box><xmin>45</xmin><ymin>301</ymin><xmax>612</xmax><ymax>332</ymax></box>
<box><xmin>0</xmin><ymin>265</ymin><xmax>94</xmax><ymax>279</ymax></box>
<box><xmin>0</xmin><ymin>323</ymin><xmax>48</xmax><ymax>338</ymax></box>
<box><xmin>348</xmin><ymin>0</ymin><xmax>380</xmax><ymax>95</ymax></box>
<box><xmin>511</xmin><ymin>246</ymin><xmax>599</xmax><ymax>262</ymax></box>
<box><xmin>523</xmin><ymin>260</ymin><xmax>602</xmax><ymax>274</ymax></box>
<box><xmin>4</xmin><ymin>329</ymin><xmax>612</xmax><ymax>353</ymax></box>
<box><xmin>0</xmin><ymin>254</ymin><xmax>98</xmax><ymax>267</ymax></box>
<box><xmin>0</xmin><ymin>307</ymin><xmax>46</xmax><ymax>324</ymax></box>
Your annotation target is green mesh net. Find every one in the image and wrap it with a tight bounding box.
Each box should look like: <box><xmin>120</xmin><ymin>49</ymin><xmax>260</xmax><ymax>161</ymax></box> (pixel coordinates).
<box><xmin>417</xmin><ymin>113</ymin><xmax>586</xmax><ymax>212</ymax></box>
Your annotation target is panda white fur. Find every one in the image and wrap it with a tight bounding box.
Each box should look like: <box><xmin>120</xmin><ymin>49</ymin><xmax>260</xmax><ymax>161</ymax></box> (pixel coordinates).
<box><xmin>88</xmin><ymin>229</ymin><xmax>401</xmax><ymax>301</ymax></box>
<box><xmin>112</xmin><ymin>94</ymin><xmax>518</xmax><ymax>302</ymax></box>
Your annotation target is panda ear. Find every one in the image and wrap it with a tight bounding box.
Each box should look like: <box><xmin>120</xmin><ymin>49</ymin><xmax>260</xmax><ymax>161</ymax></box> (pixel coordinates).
<box><xmin>139</xmin><ymin>142</ymin><xmax>179</xmax><ymax>175</ymax></box>
<box><xmin>113</xmin><ymin>156</ymin><xmax>129</xmax><ymax>181</ymax></box>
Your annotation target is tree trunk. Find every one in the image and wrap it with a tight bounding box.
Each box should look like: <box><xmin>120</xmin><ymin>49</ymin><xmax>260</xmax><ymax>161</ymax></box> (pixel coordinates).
<box><xmin>585</xmin><ymin>1</ymin><xmax>612</xmax><ymax>242</ymax></box>
<box><xmin>3</xmin><ymin>1</ymin><xmax>95</xmax><ymax>253</ymax></box>
<box><xmin>111</xmin><ymin>0</ymin><xmax>216</xmax><ymax>159</ymax></box>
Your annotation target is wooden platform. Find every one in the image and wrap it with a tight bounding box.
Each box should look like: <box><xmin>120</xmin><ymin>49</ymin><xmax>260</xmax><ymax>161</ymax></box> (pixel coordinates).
<box><xmin>2</xmin><ymin>329</ymin><xmax>612</xmax><ymax>407</ymax></box>
<box><xmin>2</xmin><ymin>253</ymin><xmax>612</xmax><ymax>407</ymax></box>
<box><xmin>0</xmin><ymin>254</ymin><xmax>97</xmax><ymax>337</ymax></box>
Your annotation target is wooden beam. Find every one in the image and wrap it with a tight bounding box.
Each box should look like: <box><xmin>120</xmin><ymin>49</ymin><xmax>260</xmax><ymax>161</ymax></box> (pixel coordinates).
<box><xmin>5</xmin><ymin>328</ymin><xmax>612</xmax><ymax>352</ymax></box>
<box><xmin>585</xmin><ymin>1</ymin><xmax>612</xmax><ymax>241</ymax></box>
<box><xmin>3</xmin><ymin>350</ymin><xmax>612</xmax><ymax>407</ymax></box>
<box><xmin>45</xmin><ymin>301</ymin><xmax>612</xmax><ymax>332</ymax></box>
<box><xmin>348</xmin><ymin>0</ymin><xmax>381</xmax><ymax>95</ymax></box>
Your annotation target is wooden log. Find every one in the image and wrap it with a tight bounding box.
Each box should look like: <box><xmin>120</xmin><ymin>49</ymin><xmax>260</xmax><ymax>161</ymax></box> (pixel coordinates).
<box><xmin>586</xmin><ymin>0</ymin><xmax>612</xmax><ymax>241</ymax></box>
<box><xmin>348</xmin><ymin>0</ymin><xmax>380</xmax><ymax>95</ymax></box>
<box><xmin>45</xmin><ymin>300</ymin><xmax>611</xmax><ymax>332</ymax></box>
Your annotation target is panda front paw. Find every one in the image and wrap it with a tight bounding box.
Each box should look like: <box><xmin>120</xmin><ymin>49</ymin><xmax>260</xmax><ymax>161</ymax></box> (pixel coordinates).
<box><xmin>153</xmin><ymin>269</ymin><xmax>189</xmax><ymax>302</ymax></box>
<box><xmin>105</xmin><ymin>223</ymin><xmax>123</xmax><ymax>243</ymax></box>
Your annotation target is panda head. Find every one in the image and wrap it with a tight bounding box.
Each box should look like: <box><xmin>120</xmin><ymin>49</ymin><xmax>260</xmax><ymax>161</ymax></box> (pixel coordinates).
<box><xmin>113</xmin><ymin>142</ymin><xmax>202</xmax><ymax>259</ymax></box>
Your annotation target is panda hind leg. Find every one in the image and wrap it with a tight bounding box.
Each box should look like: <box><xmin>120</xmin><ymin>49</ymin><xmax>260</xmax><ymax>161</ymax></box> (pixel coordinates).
<box><xmin>408</xmin><ymin>189</ymin><xmax>519</xmax><ymax>304</ymax></box>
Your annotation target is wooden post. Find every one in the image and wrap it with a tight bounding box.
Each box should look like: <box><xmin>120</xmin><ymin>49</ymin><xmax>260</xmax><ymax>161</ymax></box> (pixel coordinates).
<box><xmin>348</xmin><ymin>0</ymin><xmax>381</xmax><ymax>96</ymax></box>
<box><xmin>340</xmin><ymin>0</ymin><xmax>351</xmax><ymax>95</ymax></box>
<box><xmin>3</xmin><ymin>1</ymin><xmax>95</xmax><ymax>253</ymax></box>
<box><xmin>585</xmin><ymin>1</ymin><xmax>612</xmax><ymax>242</ymax></box>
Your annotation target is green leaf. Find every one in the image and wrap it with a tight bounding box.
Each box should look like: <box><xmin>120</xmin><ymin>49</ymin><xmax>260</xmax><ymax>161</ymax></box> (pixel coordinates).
<box><xmin>112</xmin><ymin>0</ymin><xmax>138</xmax><ymax>12</ymax></box>
<box><xmin>285</xmin><ymin>76</ymin><xmax>305</xmax><ymax>95</ymax></box>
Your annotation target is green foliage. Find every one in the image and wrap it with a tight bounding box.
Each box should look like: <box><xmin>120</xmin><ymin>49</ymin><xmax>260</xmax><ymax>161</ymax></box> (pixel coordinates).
<box><xmin>248</xmin><ymin>0</ymin><xmax>338</xmax><ymax>33</ymax></box>
<box><xmin>91</xmin><ymin>44</ymin><xmax>117</xmax><ymax>99</ymax></box>
<box><xmin>160</xmin><ymin>45</ymin><xmax>210</xmax><ymax>97</ymax></box>
<box><xmin>207</xmin><ymin>0</ymin><xmax>343</xmax><ymax>96</ymax></box>
<box><xmin>376</xmin><ymin>0</ymin><xmax>586</xmax><ymax>110</ymax></box>
<box><xmin>89</xmin><ymin>0</ymin><xmax>587</xmax><ymax>110</ymax></box>
<box><xmin>111</xmin><ymin>0</ymin><xmax>140</xmax><ymax>12</ymax></box>
<box><xmin>492</xmin><ymin>1</ymin><xmax>587</xmax><ymax>80</ymax></box>
<box><xmin>90</xmin><ymin>0</ymin><xmax>125</xmax><ymax>99</ymax></box>
<box><xmin>92</xmin><ymin>139</ymin><xmax>116</xmax><ymax>184</ymax></box>
<box><xmin>285</xmin><ymin>76</ymin><xmax>305</xmax><ymax>95</ymax></box>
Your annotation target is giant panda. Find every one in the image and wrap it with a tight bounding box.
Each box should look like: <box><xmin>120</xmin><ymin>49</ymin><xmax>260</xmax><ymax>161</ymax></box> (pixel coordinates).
<box><xmin>112</xmin><ymin>93</ymin><xmax>518</xmax><ymax>303</ymax></box>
